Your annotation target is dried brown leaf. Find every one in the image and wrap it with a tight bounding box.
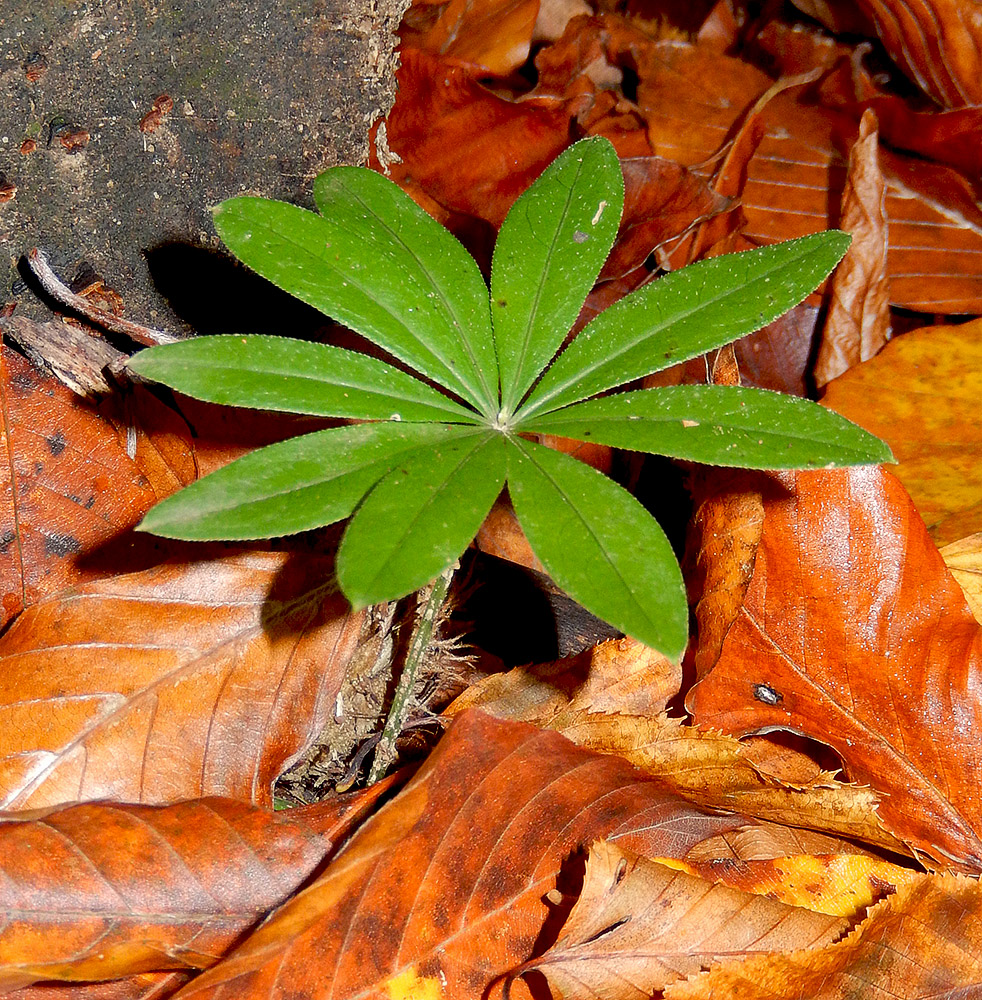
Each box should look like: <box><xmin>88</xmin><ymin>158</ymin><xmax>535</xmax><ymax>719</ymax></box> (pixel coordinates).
<box><xmin>0</xmin><ymin>552</ymin><xmax>363</xmax><ymax>809</ymax></box>
<box><xmin>687</xmin><ymin>467</ymin><xmax>982</xmax><ymax>871</ymax></box>
<box><xmin>814</xmin><ymin>108</ymin><xmax>890</xmax><ymax>387</ymax></box>
<box><xmin>512</xmin><ymin>841</ymin><xmax>847</xmax><ymax>1000</ymax></box>
<box><xmin>0</xmin><ymin>798</ymin><xmax>332</xmax><ymax>988</ymax></box>
<box><xmin>665</xmin><ymin>873</ymin><xmax>982</xmax><ymax>999</ymax></box>
<box><xmin>163</xmin><ymin>711</ymin><xmax>748</xmax><ymax>1000</ymax></box>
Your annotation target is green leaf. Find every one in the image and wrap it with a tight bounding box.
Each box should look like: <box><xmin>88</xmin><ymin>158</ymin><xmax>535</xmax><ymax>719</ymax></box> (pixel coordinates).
<box><xmin>126</xmin><ymin>335</ymin><xmax>481</xmax><ymax>424</ymax></box>
<box><xmin>523</xmin><ymin>385</ymin><xmax>895</xmax><ymax>468</ymax></box>
<box><xmin>337</xmin><ymin>431</ymin><xmax>506</xmax><ymax>607</ymax></box>
<box><xmin>137</xmin><ymin>422</ymin><xmax>475</xmax><ymax>541</ymax></box>
<box><xmin>518</xmin><ymin>232</ymin><xmax>852</xmax><ymax>419</ymax></box>
<box><xmin>214</xmin><ymin>170</ymin><xmax>497</xmax><ymax>416</ymax></box>
<box><xmin>492</xmin><ymin>137</ymin><xmax>623</xmax><ymax>415</ymax></box>
<box><xmin>506</xmin><ymin>437</ymin><xmax>687</xmax><ymax>658</ymax></box>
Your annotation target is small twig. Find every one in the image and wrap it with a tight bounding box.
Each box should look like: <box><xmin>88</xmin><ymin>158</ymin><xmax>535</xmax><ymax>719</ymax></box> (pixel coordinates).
<box><xmin>25</xmin><ymin>248</ymin><xmax>181</xmax><ymax>347</ymax></box>
<box><xmin>367</xmin><ymin>565</ymin><xmax>455</xmax><ymax>784</ymax></box>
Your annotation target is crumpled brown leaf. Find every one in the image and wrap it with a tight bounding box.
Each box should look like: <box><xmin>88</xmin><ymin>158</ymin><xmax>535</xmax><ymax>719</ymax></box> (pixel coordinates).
<box><xmin>813</xmin><ymin>107</ymin><xmax>890</xmax><ymax>387</ymax></box>
<box><xmin>510</xmin><ymin>841</ymin><xmax>848</xmax><ymax>1000</ymax></box>
<box><xmin>162</xmin><ymin>710</ymin><xmax>749</xmax><ymax>1000</ymax></box>
<box><xmin>665</xmin><ymin>872</ymin><xmax>982</xmax><ymax>1000</ymax></box>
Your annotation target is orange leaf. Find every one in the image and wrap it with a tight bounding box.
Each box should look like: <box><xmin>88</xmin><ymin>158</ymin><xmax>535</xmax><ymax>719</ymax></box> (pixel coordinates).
<box><xmin>687</xmin><ymin>466</ymin><xmax>982</xmax><ymax>871</ymax></box>
<box><xmin>0</xmin><ymin>552</ymin><xmax>363</xmax><ymax>809</ymax></box>
<box><xmin>511</xmin><ymin>841</ymin><xmax>847</xmax><ymax>999</ymax></box>
<box><xmin>822</xmin><ymin>319</ymin><xmax>982</xmax><ymax>545</ymax></box>
<box><xmin>0</xmin><ymin>348</ymin><xmax>158</xmax><ymax>627</ymax></box>
<box><xmin>0</xmin><ymin>798</ymin><xmax>332</xmax><ymax>987</ymax></box>
<box><xmin>166</xmin><ymin>711</ymin><xmax>749</xmax><ymax>1000</ymax></box>
<box><xmin>665</xmin><ymin>872</ymin><xmax>982</xmax><ymax>999</ymax></box>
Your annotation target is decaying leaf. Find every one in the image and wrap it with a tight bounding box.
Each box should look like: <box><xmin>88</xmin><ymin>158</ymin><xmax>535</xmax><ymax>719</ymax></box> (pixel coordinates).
<box><xmin>510</xmin><ymin>841</ymin><xmax>847</xmax><ymax>999</ymax></box>
<box><xmin>0</xmin><ymin>798</ymin><xmax>333</xmax><ymax>988</ymax></box>
<box><xmin>687</xmin><ymin>466</ymin><xmax>982</xmax><ymax>871</ymax></box>
<box><xmin>448</xmin><ymin>642</ymin><xmax>903</xmax><ymax>853</ymax></box>
<box><xmin>665</xmin><ymin>872</ymin><xmax>982</xmax><ymax>1000</ymax></box>
<box><xmin>822</xmin><ymin>319</ymin><xmax>982</xmax><ymax>545</ymax></box>
<box><xmin>0</xmin><ymin>551</ymin><xmax>363</xmax><ymax>809</ymax></box>
<box><xmin>813</xmin><ymin>108</ymin><xmax>890</xmax><ymax>387</ymax></box>
<box><xmin>164</xmin><ymin>710</ymin><xmax>748</xmax><ymax>1000</ymax></box>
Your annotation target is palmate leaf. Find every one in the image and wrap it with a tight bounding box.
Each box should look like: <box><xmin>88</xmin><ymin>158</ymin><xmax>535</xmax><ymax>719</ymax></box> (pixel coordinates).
<box><xmin>522</xmin><ymin>385</ymin><xmax>895</xmax><ymax>468</ymax></box>
<box><xmin>506</xmin><ymin>437</ymin><xmax>688</xmax><ymax>659</ymax></box>
<box><xmin>491</xmin><ymin>137</ymin><xmax>623</xmax><ymax>415</ymax></box>
<box><xmin>337</xmin><ymin>432</ymin><xmax>507</xmax><ymax>607</ymax></box>
<box><xmin>138</xmin><ymin>423</ymin><xmax>477</xmax><ymax>540</ymax></box>
<box><xmin>126</xmin><ymin>335</ymin><xmax>482</xmax><ymax>424</ymax></box>
<box><xmin>516</xmin><ymin>232</ymin><xmax>852</xmax><ymax>420</ymax></box>
<box><xmin>215</xmin><ymin>169</ymin><xmax>498</xmax><ymax>417</ymax></box>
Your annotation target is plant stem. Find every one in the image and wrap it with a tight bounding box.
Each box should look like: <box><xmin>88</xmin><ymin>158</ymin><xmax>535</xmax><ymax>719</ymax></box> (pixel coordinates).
<box><xmin>367</xmin><ymin>564</ymin><xmax>455</xmax><ymax>784</ymax></box>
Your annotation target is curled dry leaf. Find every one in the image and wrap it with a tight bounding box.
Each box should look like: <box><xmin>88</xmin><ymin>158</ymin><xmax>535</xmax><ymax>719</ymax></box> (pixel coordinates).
<box><xmin>813</xmin><ymin>108</ymin><xmax>890</xmax><ymax>387</ymax></box>
<box><xmin>635</xmin><ymin>38</ymin><xmax>982</xmax><ymax>312</ymax></box>
<box><xmin>685</xmin><ymin>822</ymin><xmax>885</xmax><ymax>863</ymax></box>
<box><xmin>0</xmin><ymin>551</ymin><xmax>364</xmax><ymax>810</ymax></box>
<box><xmin>0</xmin><ymin>798</ymin><xmax>332</xmax><ymax>988</ymax></box>
<box><xmin>686</xmin><ymin>466</ymin><xmax>982</xmax><ymax>871</ymax></box>
<box><xmin>941</xmin><ymin>532</ymin><xmax>982</xmax><ymax>624</ymax></box>
<box><xmin>0</xmin><ymin>972</ymin><xmax>192</xmax><ymax>1000</ymax></box>
<box><xmin>665</xmin><ymin>872</ymin><xmax>982</xmax><ymax>1000</ymax></box>
<box><xmin>510</xmin><ymin>841</ymin><xmax>847</xmax><ymax>1000</ymax></box>
<box><xmin>404</xmin><ymin>0</ymin><xmax>540</xmax><ymax>76</ymax></box>
<box><xmin>822</xmin><ymin>318</ymin><xmax>982</xmax><ymax>545</ymax></box>
<box><xmin>447</xmin><ymin>642</ymin><xmax>903</xmax><ymax>853</ymax></box>
<box><xmin>858</xmin><ymin>0</ymin><xmax>982</xmax><ymax>108</ymax></box>
<box><xmin>165</xmin><ymin>711</ymin><xmax>748</xmax><ymax>1000</ymax></box>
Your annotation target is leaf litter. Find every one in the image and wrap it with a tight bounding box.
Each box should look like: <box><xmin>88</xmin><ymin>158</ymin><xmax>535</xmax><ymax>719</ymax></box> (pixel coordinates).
<box><xmin>2</xmin><ymin>1</ymin><xmax>982</xmax><ymax>998</ymax></box>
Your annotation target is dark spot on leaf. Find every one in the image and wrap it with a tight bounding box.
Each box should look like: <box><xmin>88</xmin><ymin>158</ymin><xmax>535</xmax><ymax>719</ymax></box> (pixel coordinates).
<box><xmin>33</xmin><ymin>462</ymin><xmax>43</xmax><ymax>476</ymax></box>
<box><xmin>753</xmin><ymin>683</ymin><xmax>783</xmax><ymax>705</ymax></box>
<box><xmin>68</xmin><ymin>494</ymin><xmax>83</xmax><ymax>505</ymax></box>
<box><xmin>46</xmin><ymin>430</ymin><xmax>67</xmax><ymax>456</ymax></box>
<box><xmin>11</xmin><ymin>372</ymin><xmax>35</xmax><ymax>392</ymax></box>
<box><xmin>573</xmin><ymin>230</ymin><xmax>589</xmax><ymax>243</ymax></box>
<box><xmin>44</xmin><ymin>532</ymin><xmax>82</xmax><ymax>557</ymax></box>
<box><xmin>0</xmin><ymin>530</ymin><xmax>16</xmax><ymax>553</ymax></box>
<box><xmin>84</xmin><ymin>495</ymin><xmax>96</xmax><ymax>509</ymax></box>
<box><xmin>496</xmin><ymin>298</ymin><xmax>507</xmax><ymax>307</ymax></box>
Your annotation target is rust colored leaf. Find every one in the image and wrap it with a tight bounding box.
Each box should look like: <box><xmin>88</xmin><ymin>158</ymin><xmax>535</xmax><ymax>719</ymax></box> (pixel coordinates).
<box><xmin>665</xmin><ymin>873</ymin><xmax>982</xmax><ymax>1000</ymax></box>
<box><xmin>637</xmin><ymin>40</ymin><xmax>982</xmax><ymax>312</ymax></box>
<box><xmin>2</xmin><ymin>972</ymin><xmax>191</xmax><ymax>1000</ymax></box>
<box><xmin>941</xmin><ymin>532</ymin><xmax>982</xmax><ymax>624</ymax></box>
<box><xmin>448</xmin><ymin>636</ymin><xmax>681</xmax><ymax>721</ymax></box>
<box><xmin>384</xmin><ymin>48</ymin><xmax>573</xmax><ymax>227</ymax></box>
<box><xmin>656</xmin><ymin>852</ymin><xmax>917</xmax><ymax>916</ymax></box>
<box><xmin>822</xmin><ymin>319</ymin><xmax>982</xmax><ymax>545</ymax></box>
<box><xmin>406</xmin><ymin>0</ymin><xmax>540</xmax><ymax>76</ymax></box>
<box><xmin>448</xmin><ymin>653</ymin><xmax>902</xmax><ymax>853</ymax></box>
<box><xmin>512</xmin><ymin>841</ymin><xmax>847</xmax><ymax>999</ymax></box>
<box><xmin>814</xmin><ymin>108</ymin><xmax>890</xmax><ymax>387</ymax></box>
<box><xmin>858</xmin><ymin>0</ymin><xmax>982</xmax><ymax>108</ymax></box>
<box><xmin>0</xmin><ymin>798</ymin><xmax>332</xmax><ymax>988</ymax></box>
<box><xmin>0</xmin><ymin>551</ymin><xmax>364</xmax><ymax>810</ymax></box>
<box><xmin>165</xmin><ymin>710</ymin><xmax>747</xmax><ymax>1000</ymax></box>
<box><xmin>686</xmin><ymin>466</ymin><xmax>982</xmax><ymax>871</ymax></box>
<box><xmin>0</xmin><ymin>348</ymin><xmax>158</xmax><ymax>628</ymax></box>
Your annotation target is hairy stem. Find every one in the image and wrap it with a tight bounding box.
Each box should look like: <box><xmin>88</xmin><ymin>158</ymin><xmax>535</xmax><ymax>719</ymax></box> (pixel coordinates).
<box><xmin>367</xmin><ymin>564</ymin><xmax>455</xmax><ymax>784</ymax></box>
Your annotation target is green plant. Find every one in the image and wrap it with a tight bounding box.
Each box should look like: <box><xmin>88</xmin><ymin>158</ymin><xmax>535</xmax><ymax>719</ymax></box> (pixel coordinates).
<box><xmin>127</xmin><ymin>136</ymin><xmax>891</xmax><ymax>659</ymax></box>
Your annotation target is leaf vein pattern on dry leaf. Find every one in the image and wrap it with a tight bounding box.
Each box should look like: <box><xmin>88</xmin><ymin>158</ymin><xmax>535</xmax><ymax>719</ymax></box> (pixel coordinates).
<box><xmin>0</xmin><ymin>365</ymin><xmax>27</xmax><ymax>612</ymax></box>
<box><xmin>2</xmin><ymin>576</ymin><xmax>333</xmax><ymax>806</ymax></box>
